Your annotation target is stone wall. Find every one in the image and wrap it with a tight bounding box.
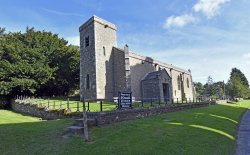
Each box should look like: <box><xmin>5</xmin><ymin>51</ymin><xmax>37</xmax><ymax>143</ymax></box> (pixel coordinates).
<box><xmin>87</xmin><ymin>102</ymin><xmax>211</xmax><ymax>126</ymax></box>
<box><xmin>11</xmin><ymin>100</ymin><xmax>211</xmax><ymax>125</ymax></box>
<box><xmin>79</xmin><ymin>16</ymin><xmax>97</xmax><ymax>100</ymax></box>
<box><xmin>128</xmin><ymin>52</ymin><xmax>194</xmax><ymax>100</ymax></box>
<box><xmin>11</xmin><ymin>100</ymin><xmax>66</xmax><ymax>120</ymax></box>
<box><xmin>112</xmin><ymin>47</ymin><xmax>126</xmax><ymax>96</ymax></box>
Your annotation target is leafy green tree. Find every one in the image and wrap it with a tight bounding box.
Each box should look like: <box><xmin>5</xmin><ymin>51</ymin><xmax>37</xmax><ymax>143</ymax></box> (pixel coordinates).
<box><xmin>0</xmin><ymin>27</ymin><xmax>5</xmax><ymax>36</ymax></box>
<box><xmin>36</xmin><ymin>45</ymin><xmax>80</xmax><ymax>96</ymax></box>
<box><xmin>0</xmin><ymin>27</ymin><xmax>80</xmax><ymax>97</ymax></box>
<box><xmin>0</xmin><ymin>29</ymin><xmax>55</xmax><ymax>96</ymax></box>
<box><xmin>204</xmin><ymin>76</ymin><xmax>216</xmax><ymax>97</ymax></box>
<box><xmin>193</xmin><ymin>82</ymin><xmax>204</xmax><ymax>97</ymax></box>
<box><xmin>230</xmin><ymin>68</ymin><xmax>249</xmax><ymax>88</ymax></box>
<box><xmin>226</xmin><ymin>68</ymin><xmax>249</xmax><ymax>99</ymax></box>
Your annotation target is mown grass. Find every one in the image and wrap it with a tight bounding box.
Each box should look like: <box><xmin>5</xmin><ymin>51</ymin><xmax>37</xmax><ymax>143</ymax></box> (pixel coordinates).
<box><xmin>1</xmin><ymin>100</ymin><xmax>250</xmax><ymax>155</ymax></box>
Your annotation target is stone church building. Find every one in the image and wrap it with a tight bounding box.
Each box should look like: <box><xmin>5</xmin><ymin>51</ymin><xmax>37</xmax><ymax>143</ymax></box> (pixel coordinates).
<box><xmin>80</xmin><ymin>16</ymin><xmax>195</xmax><ymax>102</ymax></box>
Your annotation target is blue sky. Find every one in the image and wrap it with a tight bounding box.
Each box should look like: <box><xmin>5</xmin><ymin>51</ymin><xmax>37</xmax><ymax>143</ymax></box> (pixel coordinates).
<box><xmin>1</xmin><ymin>0</ymin><xmax>250</xmax><ymax>84</ymax></box>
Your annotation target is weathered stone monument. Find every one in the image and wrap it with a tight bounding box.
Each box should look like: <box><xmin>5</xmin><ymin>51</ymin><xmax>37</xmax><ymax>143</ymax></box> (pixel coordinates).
<box><xmin>79</xmin><ymin>16</ymin><xmax>195</xmax><ymax>102</ymax></box>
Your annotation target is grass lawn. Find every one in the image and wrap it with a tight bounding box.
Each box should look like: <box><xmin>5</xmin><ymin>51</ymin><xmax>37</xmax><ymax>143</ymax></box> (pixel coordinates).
<box><xmin>1</xmin><ymin>100</ymin><xmax>250</xmax><ymax>155</ymax></box>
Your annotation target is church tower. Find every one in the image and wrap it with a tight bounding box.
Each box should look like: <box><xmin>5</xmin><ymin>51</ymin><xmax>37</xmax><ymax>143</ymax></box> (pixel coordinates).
<box><xmin>79</xmin><ymin>16</ymin><xmax>117</xmax><ymax>101</ymax></box>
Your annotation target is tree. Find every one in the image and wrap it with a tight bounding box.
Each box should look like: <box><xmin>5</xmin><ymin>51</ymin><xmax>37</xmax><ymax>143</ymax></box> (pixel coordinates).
<box><xmin>36</xmin><ymin>45</ymin><xmax>80</xmax><ymax>96</ymax></box>
<box><xmin>230</xmin><ymin>68</ymin><xmax>249</xmax><ymax>88</ymax></box>
<box><xmin>0</xmin><ymin>27</ymin><xmax>80</xmax><ymax>97</ymax></box>
<box><xmin>226</xmin><ymin>68</ymin><xmax>249</xmax><ymax>99</ymax></box>
<box><xmin>193</xmin><ymin>82</ymin><xmax>204</xmax><ymax>97</ymax></box>
<box><xmin>204</xmin><ymin>76</ymin><xmax>216</xmax><ymax>97</ymax></box>
<box><xmin>0</xmin><ymin>29</ymin><xmax>55</xmax><ymax>96</ymax></box>
<box><xmin>0</xmin><ymin>27</ymin><xmax>5</xmax><ymax>36</ymax></box>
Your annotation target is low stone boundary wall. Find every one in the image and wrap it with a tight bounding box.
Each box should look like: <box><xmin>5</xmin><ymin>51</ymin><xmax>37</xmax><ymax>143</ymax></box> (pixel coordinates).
<box><xmin>11</xmin><ymin>100</ymin><xmax>211</xmax><ymax>123</ymax></box>
<box><xmin>11</xmin><ymin>101</ymin><xmax>66</xmax><ymax>120</ymax></box>
<box><xmin>87</xmin><ymin>102</ymin><xmax>210</xmax><ymax>126</ymax></box>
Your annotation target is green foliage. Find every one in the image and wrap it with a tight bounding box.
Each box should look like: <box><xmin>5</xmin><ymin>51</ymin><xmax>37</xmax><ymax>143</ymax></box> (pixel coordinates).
<box><xmin>0</xmin><ymin>29</ymin><xmax>55</xmax><ymax>96</ymax></box>
<box><xmin>226</xmin><ymin>68</ymin><xmax>249</xmax><ymax>98</ymax></box>
<box><xmin>193</xmin><ymin>82</ymin><xmax>204</xmax><ymax>96</ymax></box>
<box><xmin>194</xmin><ymin>77</ymin><xmax>225</xmax><ymax>99</ymax></box>
<box><xmin>0</xmin><ymin>27</ymin><xmax>79</xmax><ymax>97</ymax></box>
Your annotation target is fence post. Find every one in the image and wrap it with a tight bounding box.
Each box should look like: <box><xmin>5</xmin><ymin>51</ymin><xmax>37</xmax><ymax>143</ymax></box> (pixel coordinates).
<box><xmin>67</xmin><ymin>98</ymin><xmax>69</xmax><ymax>110</ymax></box>
<box><xmin>177</xmin><ymin>98</ymin><xmax>179</xmax><ymax>104</ymax></box>
<box><xmin>53</xmin><ymin>101</ymin><xmax>55</xmax><ymax>109</ymax></box>
<box><xmin>60</xmin><ymin>101</ymin><xmax>62</xmax><ymax>109</ymax></box>
<box><xmin>47</xmin><ymin>98</ymin><xmax>50</xmax><ymax>109</ymax></box>
<box><xmin>100</xmin><ymin>100</ymin><xmax>103</xmax><ymax>112</ymax></box>
<box><xmin>182</xmin><ymin>98</ymin><xmax>183</xmax><ymax>104</ymax></box>
<box><xmin>172</xmin><ymin>98</ymin><xmax>174</xmax><ymax>104</ymax></box>
<box><xmin>151</xmin><ymin>98</ymin><xmax>153</xmax><ymax>107</ymax></box>
<box><xmin>87</xmin><ymin>102</ymin><xmax>90</xmax><ymax>112</ymax></box>
<box><xmin>76</xmin><ymin>102</ymin><xmax>80</xmax><ymax>112</ymax></box>
<box><xmin>82</xmin><ymin>101</ymin><xmax>86</xmax><ymax>111</ymax></box>
<box><xmin>141</xmin><ymin>100</ymin><xmax>144</xmax><ymax>107</ymax></box>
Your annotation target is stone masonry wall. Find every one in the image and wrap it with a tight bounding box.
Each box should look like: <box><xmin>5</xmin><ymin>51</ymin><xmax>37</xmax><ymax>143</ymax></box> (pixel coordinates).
<box><xmin>11</xmin><ymin>100</ymin><xmax>211</xmax><ymax>125</ymax></box>
<box><xmin>112</xmin><ymin>47</ymin><xmax>126</xmax><ymax>97</ymax></box>
<box><xmin>79</xmin><ymin>17</ymin><xmax>97</xmax><ymax>100</ymax></box>
<box><xmin>88</xmin><ymin>102</ymin><xmax>211</xmax><ymax>126</ymax></box>
<box><xmin>128</xmin><ymin>52</ymin><xmax>194</xmax><ymax>100</ymax></box>
<box><xmin>94</xmin><ymin>17</ymin><xmax>117</xmax><ymax>100</ymax></box>
<box><xmin>11</xmin><ymin>100</ymin><xmax>65</xmax><ymax>120</ymax></box>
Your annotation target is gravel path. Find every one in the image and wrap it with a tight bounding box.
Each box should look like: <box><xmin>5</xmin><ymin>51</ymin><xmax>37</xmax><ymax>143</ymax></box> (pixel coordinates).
<box><xmin>236</xmin><ymin>109</ymin><xmax>250</xmax><ymax>155</ymax></box>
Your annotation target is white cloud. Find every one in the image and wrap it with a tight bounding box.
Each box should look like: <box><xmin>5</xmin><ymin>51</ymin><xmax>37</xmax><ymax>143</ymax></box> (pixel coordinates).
<box><xmin>164</xmin><ymin>14</ymin><xmax>197</xmax><ymax>29</ymax></box>
<box><xmin>65</xmin><ymin>36</ymin><xmax>79</xmax><ymax>46</ymax></box>
<box><xmin>193</xmin><ymin>0</ymin><xmax>230</xmax><ymax>18</ymax></box>
<box><xmin>243</xmin><ymin>53</ymin><xmax>250</xmax><ymax>64</ymax></box>
<box><xmin>42</xmin><ymin>8</ymin><xmax>85</xmax><ymax>17</ymax></box>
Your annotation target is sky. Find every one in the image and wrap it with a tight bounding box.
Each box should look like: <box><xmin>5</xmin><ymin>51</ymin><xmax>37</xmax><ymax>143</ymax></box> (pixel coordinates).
<box><xmin>0</xmin><ymin>0</ymin><xmax>250</xmax><ymax>84</ymax></box>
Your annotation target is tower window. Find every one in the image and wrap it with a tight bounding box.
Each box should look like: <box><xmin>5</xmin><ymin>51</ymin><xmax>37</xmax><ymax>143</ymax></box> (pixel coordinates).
<box><xmin>177</xmin><ymin>75</ymin><xmax>181</xmax><ymax>90</ymax></box>
<box><xmin>103</xmin><ymin>46</ymin><xmax>106</xmax><ymax>56</ymax></box>
<box><xmin>154</xmin><ymin>64</ymin><xmax>158</xmax><ymax>70</ymax></box>
<box><xmin>187</xmin><ymin>78</ymin><xmax>189</xmax><ymax>88</ymax></box>
<box><xmin>85</xmin><ymin>36</ymin><xmax>89</xmax><ymax>47</ymax></box>
<box><xmin>86</xmin><ymin>74</ymin><xmax>90</xmax><ymax>89</ymax></box>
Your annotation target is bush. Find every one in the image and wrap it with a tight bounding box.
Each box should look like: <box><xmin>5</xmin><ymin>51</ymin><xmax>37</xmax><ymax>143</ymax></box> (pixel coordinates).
<box><xmin>0</xmin><ymin>96</ymin><xmax>10</xmax><ymax>109</ymax></box>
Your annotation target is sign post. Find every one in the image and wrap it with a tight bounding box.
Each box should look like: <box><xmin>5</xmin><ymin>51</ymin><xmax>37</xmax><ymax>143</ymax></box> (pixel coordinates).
<box><xmin>118</xmin><ymin>92</ymin><xmax>132</xmax><ymax>109</ymax></box>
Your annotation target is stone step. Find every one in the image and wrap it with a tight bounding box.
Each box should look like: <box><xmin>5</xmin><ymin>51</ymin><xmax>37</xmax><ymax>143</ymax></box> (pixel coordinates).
<box><xmin>75</xmin><ymin>118</ymin><xmax>95</xmax><ymax>121</ymax></box>
<box><xmin>74</xmin><ymin>118</ymin><xmax>97</xmax><ymax>127</ymax></box>
<box><xmin>67</xmin><ymin>126</ymin><xmax>84</xmax><ymax>134</ymax></box>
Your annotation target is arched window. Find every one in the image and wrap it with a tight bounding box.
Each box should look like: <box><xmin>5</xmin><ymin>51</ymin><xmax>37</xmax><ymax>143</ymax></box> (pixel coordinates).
<box><xmin>187</xmin><ymin>78</ymin><xmax>189</xmax><ymax>88</ymax></box>
<box><xmin>177</xmin><ymin>75</ymin><xmax>181</xmax><ymax>90</ymax></box>
<box><xmin>85</xmin><ymin>36</ymin><xmax>89</xmax><ymax>47</ymax></box>
<box><xmin>103</xmin><ymin>46</ymin><xmax>106</xmax><ymax>56</ymax></box>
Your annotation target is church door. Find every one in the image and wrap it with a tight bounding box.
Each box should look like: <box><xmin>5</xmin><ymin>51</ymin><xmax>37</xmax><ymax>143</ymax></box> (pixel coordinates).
<box><xmin>162</xmin><ymin>83</ymin><xmax>170</xmax><ymax>102</ymax></box>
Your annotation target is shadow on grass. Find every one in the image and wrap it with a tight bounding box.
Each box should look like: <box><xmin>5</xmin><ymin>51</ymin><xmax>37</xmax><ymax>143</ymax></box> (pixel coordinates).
<box><xmin>0</xmin><ymin>102</ymin><xmax>249</xmax><ymax>155</ymax></box>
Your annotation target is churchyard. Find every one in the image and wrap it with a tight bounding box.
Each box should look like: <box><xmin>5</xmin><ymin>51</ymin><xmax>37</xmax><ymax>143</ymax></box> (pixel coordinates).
<box><xmin>15</xmin><ymin>96</ymin><xmax>205</xmax><ymax>113</ymax></box>
<box><xmin>1</xmin><ymin>100</ymin><xmax>250</xmax><ymax>155</ymax></box>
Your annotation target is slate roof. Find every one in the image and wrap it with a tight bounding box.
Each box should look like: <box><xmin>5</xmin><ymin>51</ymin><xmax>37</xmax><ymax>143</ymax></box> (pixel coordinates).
<box><xmin>142</xmin><ymin>71</ymin><xmax>161</xmax><ymax>80</ymax></box>
<box><xmin>142</xmin><ymin>69</ymin><xmax>171</xmax><ymax>81</ymax></box>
